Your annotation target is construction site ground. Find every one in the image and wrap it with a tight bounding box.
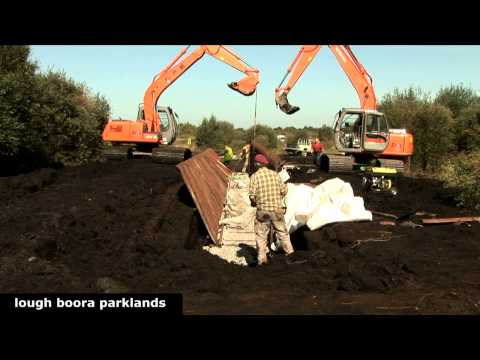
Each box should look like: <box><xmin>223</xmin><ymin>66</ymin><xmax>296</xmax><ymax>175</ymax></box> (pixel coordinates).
<box><xmin>1</xmin><ymin>157</ymin><xmax>479</xmax><ymax>315</ymax></box>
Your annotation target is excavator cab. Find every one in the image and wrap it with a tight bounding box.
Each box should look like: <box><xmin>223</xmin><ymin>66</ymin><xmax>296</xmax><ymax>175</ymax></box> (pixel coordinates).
<box><xmin>137</xmin><ymin>104</ymin><xmax>178</xmax><ymax>145</ymax></box>
<box><xmin>158</xmin><ymin>107</ymin><xmax>178</xmax><ymax>145</ymax></box>
<box><xmin>334</xmin><ymin>108</ymin><xmax>390</xmax><ymax>154</ymax></box>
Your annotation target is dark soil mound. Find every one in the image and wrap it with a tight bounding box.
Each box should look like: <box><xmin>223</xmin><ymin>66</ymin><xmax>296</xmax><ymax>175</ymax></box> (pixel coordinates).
<box><xmin>1</xmin><ymin>159</ymin><xmax>479</xmax><ymax>314</ymax></box>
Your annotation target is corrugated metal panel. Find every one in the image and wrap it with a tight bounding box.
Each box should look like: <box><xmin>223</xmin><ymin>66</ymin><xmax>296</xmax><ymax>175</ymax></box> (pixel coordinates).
<box><xmin>177</xmin><ymin>149</ymin><xmax>232</xmax><ymax>244</ymax></box>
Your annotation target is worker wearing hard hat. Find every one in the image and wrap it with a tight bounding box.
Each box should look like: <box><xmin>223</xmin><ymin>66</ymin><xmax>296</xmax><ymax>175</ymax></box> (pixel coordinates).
<box><xmin>249</xmin><ymin>154</ymin><xmax>306</xmax><ymax>266</ymax></box>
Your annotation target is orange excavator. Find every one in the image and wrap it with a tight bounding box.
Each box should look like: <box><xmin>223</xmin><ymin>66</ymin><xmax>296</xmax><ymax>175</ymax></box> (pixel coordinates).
<box><xmin>102</xmin><ymin>45</ymin><xmax>259</xmax><ymax>163</ymax></box>
<box><xmin>275</xmin><ymin>45</ymin><xmax>413</xmax><ymax>173</ymax></box>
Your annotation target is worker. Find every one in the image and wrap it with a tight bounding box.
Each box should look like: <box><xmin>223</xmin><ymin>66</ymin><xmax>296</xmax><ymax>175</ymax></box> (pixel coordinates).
<box><xmin>224</xmin><ymin>145</ymin><xmax>234</xmax><ymax>164</ymax></box>
<box><xmin>312</xmin><ymin>138</ymin><xmax>324</xmax><ymax>166</ymax></box>
<box><xmin>241</xmin><ymin>143</ymin><xmax>251</xmax><ymax>172</ymax></box>
<box><xmin>249</xmin><ymin>154</ymin><xmax>306</xmax><ymax>266</ymax></box>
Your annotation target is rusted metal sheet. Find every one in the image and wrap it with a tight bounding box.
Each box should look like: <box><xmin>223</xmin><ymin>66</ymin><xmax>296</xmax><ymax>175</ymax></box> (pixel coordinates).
<box><xmin>177</xmin><ymin>149</ymin><xmax>232</xmax><ymax>244</ymax></box>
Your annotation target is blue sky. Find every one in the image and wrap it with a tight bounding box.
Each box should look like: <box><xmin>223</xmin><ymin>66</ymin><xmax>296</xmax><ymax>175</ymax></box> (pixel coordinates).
<box><xmin>30</xmin><ymin>45</ymin><xmax>480</xmax><ymax>129</ymax></box>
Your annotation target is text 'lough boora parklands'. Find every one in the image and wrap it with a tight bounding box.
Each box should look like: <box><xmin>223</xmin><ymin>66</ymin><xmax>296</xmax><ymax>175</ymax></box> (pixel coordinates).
<box><xmin>14</xmin><ymin>297</ymin><xmax>167</xmax><ymax>311</ymax></box>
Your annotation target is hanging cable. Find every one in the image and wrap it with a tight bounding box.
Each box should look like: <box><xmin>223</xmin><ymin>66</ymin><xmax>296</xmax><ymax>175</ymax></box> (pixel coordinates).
<box><xmin>250</xmin><ymin>89</ymin><xmax>259</xmax><ymax>174</ymax></box>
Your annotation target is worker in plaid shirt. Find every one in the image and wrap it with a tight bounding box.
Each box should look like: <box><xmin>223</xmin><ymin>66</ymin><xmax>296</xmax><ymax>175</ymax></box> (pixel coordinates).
<box><xmin>249</xmin><ymin>154</ymin><xmax>305</xmax><ymax>265</ymax></box>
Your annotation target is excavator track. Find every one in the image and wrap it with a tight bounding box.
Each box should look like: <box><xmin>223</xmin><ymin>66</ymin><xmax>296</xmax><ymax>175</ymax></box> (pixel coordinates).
<box><xmin>102</xmin><ymin>145</ymin><xmax>133</xmax><ymax>160</ymax></box>
<box><xmin>321</xmin><ymin>154</ymin><xmax>356</xmax><ymax>174</ymax></box>
<box><xmin>151</xmin><ymin>145</ymin><xmax>192</xmax><ymax>165</ymax></box>
<box><xmin>103</xmin><ymin>144</ymin><xmax>192</xmax><ymax>164</ymax></box>
<box><xmin>378</xmin><ymin>159</ymin><xmax>405</xmax><ymax>173</ymax></box>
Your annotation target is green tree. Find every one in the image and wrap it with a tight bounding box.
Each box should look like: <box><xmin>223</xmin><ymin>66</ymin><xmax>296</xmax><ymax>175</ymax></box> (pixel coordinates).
<box><xmin>294</xmin><ymin>128</ymin><xmax>310</xmax><ymax>143</ymax></box>
<box><xmin>378</xmin><ymin>87</ymin><xmax>430</xmax><ymax>130</ymax></box>
<box><xmin>318</xmin><ymin>125</ymin><xmax>333</xmax><ymax>140</ymax></box>
<box><xmin>318</xmin><ymin>125</ymin><xmax>334</xmax><ymax>149</ymax></box>
<box><xmin>245</xmin><ymin>124</ymin><xmax>277</xmax><ymax>149</ymax></box>
<box><xmin>0</xmin><ymin>45</ymin><xmax>36</xmax><ymax>74</ymax></box>
<box><xmin>413</xmin><ymin>103</ymin><xmax>454</xmax><ymax>171</ymax></box>
<box><xmin>218</xmin><ymin>120</ymin><xmax>235</xmax><ymax>145</ymax></box>
<box><xmin>433</xmin><ymin>85</ymin><xmax>480</xmax><ymax>152</ymax></box>
<box><xmin>178</xmin><ymin>122</ymin><xmax>197</xmax><ymax>138</ymax></box>
<box><xmin>439</xmin><ymin>151</ymin><xmax>480</xmax><ymax>210</ymax></box>
<box><xmin>435</xmin><ymin>84</ymin><xmax>479</xmax><ymax>118</ymax></box>
<box><xmin>28</xmin><ymin>71</ymin><xmax>110</xmax><ymax>166</ymax></box>
<box><xmin>0</xmin><ymin>46</ymin><xmax>37</xmax><ymax>160</ymax></box>
<box><xmin>0</xmin><ymin>46</ymin><xmax>111</xmax><ymax>174</ymax></box>
<box><xmin>454</xmin><ymin>104</ymin><xmax>480</xmax><ymax>152</ymax></box>
<box><xmin>281</xmin><ymin>126</ymin><xmax>299</xmax><ymax>146</ymax></box>
<box><xmin>231</xmin><ymin>128</ymin><xmax>247</xmax><ymax>152</ymax></box>
<box><xmin>195</xmin><ymin>115</ymin><xmax>234</xmax><ymax>150</ymax></box>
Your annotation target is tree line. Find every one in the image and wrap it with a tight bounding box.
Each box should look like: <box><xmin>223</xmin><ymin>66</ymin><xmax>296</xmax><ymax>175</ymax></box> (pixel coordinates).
<box><xmin>378</xmin><ymin>85</ymin><xmax>480</xmax><ymax>209</ymax></box>
<box><xmin>180</xmin><ymin>117</ymin><xmax>334</xmax><ymax>153</ymax></box>
<box><xmin>0</xmin><ymin>45</ymin><xmax>110</xmax><ymax>175</ymax></box>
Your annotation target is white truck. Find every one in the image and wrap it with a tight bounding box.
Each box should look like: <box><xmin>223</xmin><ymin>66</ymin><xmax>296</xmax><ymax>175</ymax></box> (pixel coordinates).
<box><xmin>284</xmin><ymin>138</ymin><xmax>313</xmax><ymax>156</ymax></box>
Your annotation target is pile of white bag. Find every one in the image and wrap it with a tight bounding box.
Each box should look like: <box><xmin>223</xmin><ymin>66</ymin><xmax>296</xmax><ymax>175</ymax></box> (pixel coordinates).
<box><xmin>284</xmin><ymin>177</ymin><xmax>372</xmax><ymax>233</ymax></box>
<box><xmin>217</xmin><ymin>173</ymin><xmax>256</xmax><ymax>247</ymax></box>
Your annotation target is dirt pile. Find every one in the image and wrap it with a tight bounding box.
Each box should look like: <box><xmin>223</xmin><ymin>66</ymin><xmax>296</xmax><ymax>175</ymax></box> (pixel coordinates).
<box><xmin>0</xmin><ymin>159</ymin><xmax>479</xmax><ymax>314</ymax></box>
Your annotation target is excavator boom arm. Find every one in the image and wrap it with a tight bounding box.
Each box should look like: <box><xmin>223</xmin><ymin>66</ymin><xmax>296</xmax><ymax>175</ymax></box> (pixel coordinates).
<box><xmin>275</xmin><ymin>45</ymin><xmax>376</xmax><ymax>114</ymax></box>
<box><xmin>328</xmin><ymin>45</ymin><xmax>376</xmax><ymax>110</ymax></box>
<box><xmin>144</xmin><ymin>45</ymin><xmax>259</xmax><ymax>133</ymax></box>
<box><xmin>275</xmin><ymin>45</ymin><xmax>322</xmax><ymax>96</ymax></box>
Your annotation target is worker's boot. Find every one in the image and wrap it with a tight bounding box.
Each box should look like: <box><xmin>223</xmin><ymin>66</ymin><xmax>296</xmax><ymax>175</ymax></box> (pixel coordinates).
<box><xmin>257</xmin><ymin>259</ymin><xmax>268</xmax><ymax>266</ymax></box>
<box><xmin>286</xmin><ymin>252</ymin><xmax>308</xmax><ymax>265</ymax></box>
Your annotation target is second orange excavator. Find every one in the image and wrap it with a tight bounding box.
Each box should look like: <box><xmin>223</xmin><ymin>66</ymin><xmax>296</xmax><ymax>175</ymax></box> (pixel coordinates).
<box><xmin>102</xmin><ymin>45</ymin><xmax>259</xmax><ymax>163</ymax></box>
<box><xmin>275</xmin><ymin>45</ymin><xmax>413</xmax><ymax>173</ymax></box>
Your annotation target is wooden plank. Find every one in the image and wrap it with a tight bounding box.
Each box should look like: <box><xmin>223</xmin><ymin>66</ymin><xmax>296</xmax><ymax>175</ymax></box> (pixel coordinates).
<box><xmin>380</xmin><ymin>220</ymin><xmax>396</xmax><ymax>226</ymax></box>
<box><xmin>421</xmin><ymin>216</ymin><xmax>480</xmax><ymax>224</ymax></box>
<box><xmin>372</xmin><ymin>211</ymin><xmax>399</xmax><ymax>220</ymax></box>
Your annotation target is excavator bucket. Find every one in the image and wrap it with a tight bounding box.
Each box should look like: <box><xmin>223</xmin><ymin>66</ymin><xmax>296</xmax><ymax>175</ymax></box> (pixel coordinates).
<box><xmin>227</xmin><ymin>79</ymin><xmax>256</xmax><ymax>96</ymax></box>
<box><xmin>275</xmin><ymin>93</ymin><xmax>300</xmax><ymax>115</ymax></box>
<box><xmin>228</xmin><ymin>82</ymin><xmax>253</xmax><ymax>96</ymax></box>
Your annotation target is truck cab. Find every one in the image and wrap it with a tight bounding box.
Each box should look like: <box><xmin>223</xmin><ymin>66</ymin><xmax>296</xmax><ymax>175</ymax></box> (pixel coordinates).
<box><xmin>296</xmin><ymin>138</ymin><xmax>313</xmax><ymax>156</ymax></box>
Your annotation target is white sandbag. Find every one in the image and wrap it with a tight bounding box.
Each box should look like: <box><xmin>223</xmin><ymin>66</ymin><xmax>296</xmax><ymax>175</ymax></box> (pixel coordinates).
<box><xmin>316</xmin><ymin>177</ymin><xmax>346</xmax><ymax>194</ymax></box>
<box><xmin>306</xmin><ymin>204</ymin><xmax>343</xmax><ymax>230</ymax></box>
<box><xmin>340</xmin><ymin>197</ymin><xmax>367</xmax><ymax>216</ymax></box>
<box><xmin>224</xmin><ymin>173</ymin><xmax>251</xmax><ymax>217</ymax></box>
<box><xmin>219</xmin><ymin>207</ymin><xmax>256</xmax><ymax>229</ymax></box>
<box><xmin>323</xmin><ymin>181</ymin><xmax>355</xmax><ymax>208</ymax></box>
<box><xmin>284</xmin><ymin>183</ymin><xmax>314</xmax><ymax>232</ymax></box>
<box><xmin>218</xmin><ymin>173</ymin><xmax>256</xmax><ymax>246</ymax></box>
<box><xmin>306</xmin><ymin>195</ymin><xmax>372</xmax><ymax>231</ymax></box>
<box><xmin>285</xmin><ymin>177</ymin><xmax>372</xmax><ymax>233</ymax></box>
